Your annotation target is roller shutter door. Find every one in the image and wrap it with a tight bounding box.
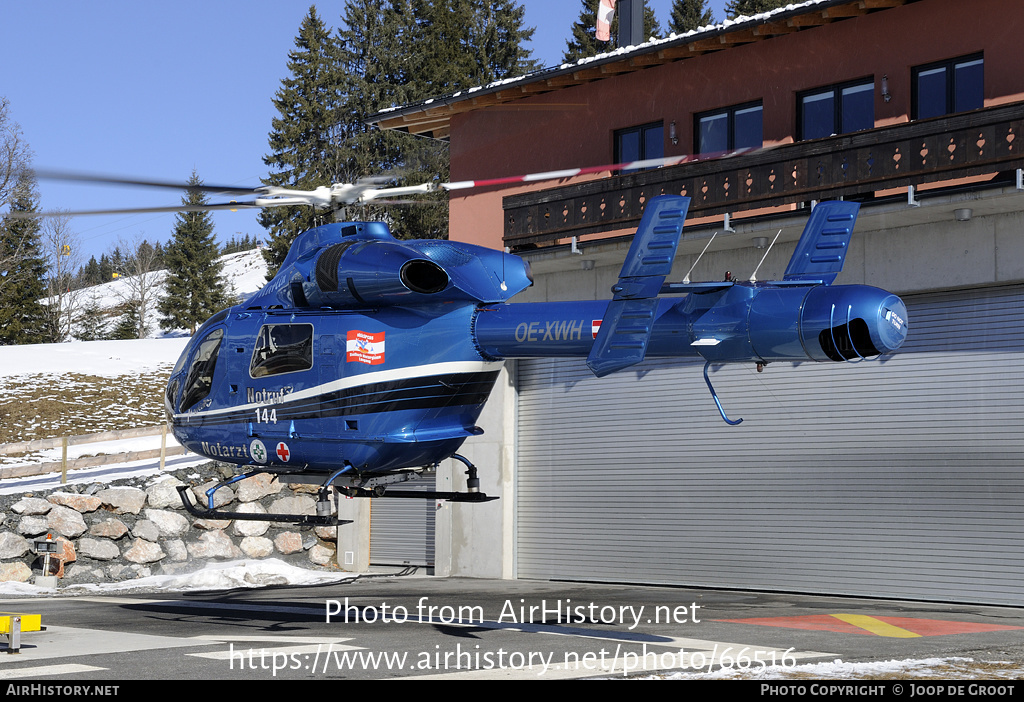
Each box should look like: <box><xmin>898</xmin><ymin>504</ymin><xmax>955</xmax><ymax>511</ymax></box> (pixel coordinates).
<box><xmin>369</xmin><ymin>474</ymin><xmax>435</xmax><ymax>567</ymax></box>
<box><xmin>515</xmin><ymin>285</ymin><xmax>1024</xmax><ymax>605</ymax></box>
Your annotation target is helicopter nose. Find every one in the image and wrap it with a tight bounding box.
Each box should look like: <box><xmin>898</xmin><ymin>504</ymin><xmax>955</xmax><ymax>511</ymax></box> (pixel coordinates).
<box><xmin>802</xmin><ymin>286</ymin><xmax>908</xmax><ymax>361</ymax></box>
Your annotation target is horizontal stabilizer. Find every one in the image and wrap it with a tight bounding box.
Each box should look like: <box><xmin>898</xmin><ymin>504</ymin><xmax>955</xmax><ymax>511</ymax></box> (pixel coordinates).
<box><xmin>587</xmin><ymin>195</ymin><xmax>690</xmax><ymax>377</ymax></box>
<box><xmin>586</xmin><ymin>298</ymin><xmax>660</xmax><ymax>377</ymax></box>
<box><xmin>783</xmin><ymin>201</ymin><xmax>860</xmax><ymax>285</ymax></box>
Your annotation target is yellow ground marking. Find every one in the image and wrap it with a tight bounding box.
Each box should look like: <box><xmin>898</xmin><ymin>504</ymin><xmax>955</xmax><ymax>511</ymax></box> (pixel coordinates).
<box><xmin>831</xmin><ymin>614</ymin><xmax>921</xmax><ymax>638</ymax></box>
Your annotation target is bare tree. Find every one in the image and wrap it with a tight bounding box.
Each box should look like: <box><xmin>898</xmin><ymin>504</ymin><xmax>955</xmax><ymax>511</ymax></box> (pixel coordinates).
<box><xmin>0</xmin><ymin>99</ymin><xmax>35</xmax><ymax>298</ymax></box>
<box><xmin>41</xmin><ymin>213</ymin><xmax>82</xmax><ymax>342</ymax></box>
<box><xmin>0</xmin><ymin>97</ymin><xmax>31</xmax><ymax>212</ymax></box>
<box><xmin>110</xmin><ymin>235</ymin><xmax>163</xmax><ymax>339</ymax></box>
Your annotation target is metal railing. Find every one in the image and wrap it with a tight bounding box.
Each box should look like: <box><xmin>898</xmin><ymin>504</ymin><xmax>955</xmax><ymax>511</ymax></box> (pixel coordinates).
<box><xmin>503</xmin><ymin>102</ymin><xmax>1024</xmax><ymax>247</ymax></box>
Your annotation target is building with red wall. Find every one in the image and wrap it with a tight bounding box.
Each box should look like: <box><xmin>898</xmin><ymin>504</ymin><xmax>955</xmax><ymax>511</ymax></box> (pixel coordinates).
<box><xmin>366</xmin><ymin>0</ymin><xmax>1024</xmax><ymax>604</ymax></box>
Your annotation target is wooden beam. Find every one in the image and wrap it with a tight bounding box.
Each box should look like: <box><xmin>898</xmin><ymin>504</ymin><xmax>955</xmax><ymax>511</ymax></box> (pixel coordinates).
<box><xmin>754</xmin><ymin>21</ymin><xmax>800</xmax><ymax>36</ymax></box>
<box><xmin>718</xmin><ymin>29</ymin><xmax>759</xmax><ymax>44</ymax></box>
<box><xmin>860</xmin><ymin>0</ymin><xmax>906</xmax><ymax>8</ymax></box>
<box><xmin>822</xmin><ymin>4</ymin><xmax>868</xmax><ymax>18</ymax></box>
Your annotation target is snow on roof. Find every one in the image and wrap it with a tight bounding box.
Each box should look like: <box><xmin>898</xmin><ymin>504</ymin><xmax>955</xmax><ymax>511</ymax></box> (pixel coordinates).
<box><xmin>373</xmin><ymin>0</ymin><xmax>833</xmax><ymax>120</ymax></box>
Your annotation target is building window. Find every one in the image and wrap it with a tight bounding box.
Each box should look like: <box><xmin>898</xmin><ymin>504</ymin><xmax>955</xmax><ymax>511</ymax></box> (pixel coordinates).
<box><xmin>798</xmin><ymin>79</ymin><xmax>874</xmax><ymax>140</ymax></box>
<box><xmin>695</xmin><ymin>102</ymin><xmax>762</xmax><ymax>154</ymax></box>
<box><xmin>614</xmin><ymin>122</ymin><xmax>663</xmax><ymax>173</ymax></box>
<box><xmin>913</xmin><ymin>54</ymin><xmax>984</xmax><ymax>120</ymax></box>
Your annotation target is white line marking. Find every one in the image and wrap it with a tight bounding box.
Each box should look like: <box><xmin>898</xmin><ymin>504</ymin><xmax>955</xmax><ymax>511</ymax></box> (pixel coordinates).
<box><xmin>0</xmin><ymin>664</ymin><xmax>105</xmax><ymax>679</ymax></box>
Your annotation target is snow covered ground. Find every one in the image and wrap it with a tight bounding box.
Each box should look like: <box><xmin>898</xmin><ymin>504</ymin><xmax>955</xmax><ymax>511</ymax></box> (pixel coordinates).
<box><xmin>0</xmin><ymin>248</ymin><xmax>268</xmax><ymax>482</ymax></box>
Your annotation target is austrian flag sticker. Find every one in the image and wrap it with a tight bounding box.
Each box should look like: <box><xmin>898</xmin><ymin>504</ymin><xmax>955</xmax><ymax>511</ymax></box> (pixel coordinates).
<box><xmin>346</xmin><ymin>330</ymin><xmax>386</xmax><ymax>365</ymax></box>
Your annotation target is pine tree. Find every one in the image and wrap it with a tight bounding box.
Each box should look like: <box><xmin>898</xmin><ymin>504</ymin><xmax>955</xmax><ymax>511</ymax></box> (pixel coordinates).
<box><xmin>0</xmin><ymin>172</ymin><xmax>47</xmax><ymax>344</ymax></box>
<box><xmin>367</xmin><ymin>0</ymin><xmax>537</xmax><ymax>240</ymax></box>
<box><xmin>260</xmin><ymin>7</ymin><xmax>346</xmax><ymax>278</ymax></box>
<box><xmin>724</xmin><ymin>0</ymin><xmax>790</xmax><ymax>19</ymax></box>
<box><xmin>669</xmin><ymin>0</ymin><xmax>715</xmax><ymax>33</ymax></box>
<box><xmin>158</xmin><ymin>171</ymin><xmax>228</xmax><ymax>335</ymax></box>
<box><xmin>74</xmin><ymin>298</ymin><xmax>110</xmax><ymax>341</ymax></box>
<box><xmin>563</xmin><ymin>0</ymin><xmax>662</xmax><ymax>63</ymax></box>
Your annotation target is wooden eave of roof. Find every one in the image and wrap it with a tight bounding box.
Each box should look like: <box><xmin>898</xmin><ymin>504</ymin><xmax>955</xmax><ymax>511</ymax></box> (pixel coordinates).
<box><xmin>370</xmin><ymin>0</ymin><xmax>914</xmax><ymax>139</ymax></box>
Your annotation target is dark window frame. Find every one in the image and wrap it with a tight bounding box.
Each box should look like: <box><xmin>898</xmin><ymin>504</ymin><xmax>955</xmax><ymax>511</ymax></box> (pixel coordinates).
<box><xmin>614</xmin><ymin>121</ymin><xmax>664</xmax><ymax>173</ymax></box>
<box><xmin>912</xmin><ymin>53</ymin><xmax>984</xmax><ymax>120</ymax></box>
<box><xmin>249</xmin><ymin>323</ymin><xmax>314</xmax><ymax>379</ymax></box>
<box><xmin>694</xmin><ymin>101</ymin><xmax>763</xmax><ymax>154</ymax></box>
<box><xmin>797</xmin><ymin>77</ymin><xmax>875</xmax><ymax>141</ymax></box>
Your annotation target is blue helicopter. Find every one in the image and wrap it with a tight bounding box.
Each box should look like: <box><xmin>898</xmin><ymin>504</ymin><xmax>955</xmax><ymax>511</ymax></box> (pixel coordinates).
<box><xmin>162</xmin><ymin>191</ymin><xmax>909</xmax><ymax>527</ymax></box>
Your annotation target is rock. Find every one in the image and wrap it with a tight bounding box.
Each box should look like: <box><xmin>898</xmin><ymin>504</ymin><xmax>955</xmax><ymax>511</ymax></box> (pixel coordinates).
<box><xmin>66</xmin><ymin>564</ymin><xmax>104</xmax><ymax>580</ymax></box>
<box><xmin>308</xmin><ymin>543</ymin><xmax>336</xmax><ymax>566</ymax></box>
<box><xmin>274</xmin><ymin>532</ymin><xmax>304</xmax><ymax>555</ymax></box>
<box><xmin>89</xmin><ymin>518</ymin><xmax>129</xmax><ymax>539</ymax></box>
<box><xmin>105</xmin><ymin>563</ymin><xmax>130</xmax><ymax>580</ymax></box>
<box><xmin>47</xmin><ymin>506</ymin><xmax>88</xmax><ymax>539</ymax></box>
<box><xmin>268</xmin><ymin>495</ymin><xmax>316</xmax><ymax>518</ymax></box>
<box><xmin>314</xmin><ymin>526</ymin><xmax>337</xmax><ymax>542</ymax></box>
<box><xmin>12</xmin><ymin>497</ymin><xmax>52</xmax><ymax>515</ymax></box>
<box><xmin>191</xmin><ymin>482</ymin><xmax>234</xmax><ymax>509</ymax></box>
<box><xmin>289</xmin><ymin>482</ymin><xmax>320</xmax><ymax>494</ymax></box>
<box><xmin>239</xmin><ymin>536</ymin><xmax>274</xmax><ymax>558</ymax></box>
<box><xmin>55</xmin><ymin>536</ymin><xmax>76</xmax><ymax>564</ymax></box>
<box><xmin>0</xmin><ymin>532</ymin><xmax>31</xmax><ymax>559</ymax></box>
<box><xmin>0</xmin><ymin>562</ymin><xmax>32</xmax><ymax>583</ymax></box>
<box><xmin>79</xmin><ymin>537</ymin><xmax>120</xmax><ymax>561</ymax></box>
<box><xmin>97</xmin><ymin>487</ymin><xmax>147</xmax><ymax>515</ymax></box>
<box><xmin>144</xmin><ymin>509</ymin><xmax>189</xmax><ymax>538</ymax></box>
<box><xmin>124</xmin><ymin>538</ymin><xmax>165</xmax><ymax>564</ymax></box>
<box><xmin>231</xmin><ymin>503</ymin><xmax>270</xmax><ymax>537</ymax></box>
<box><xmin>47</xmin><ymin>492</ymin><xmax>102</xmax><ymax>513</ymax></box>
<box><xmin>163</xmin><ymin>539</ymin><xmax>188</xmax><ymax>562</ymax></box>
<box><xmin>145</xmin><ymin>478</ymin><xmax>186</xmax><ymax>509</ymax></box>
<box><xmin>193</xmin><ymin>518</ymin><xmax>231</xmax><ymax>530</ymax></box>
<box><xmin>17</xmin><ymin>516</ymin><xmax>49</xmax><ymax>537</ymax></box>
<box><xmin>235</xmin><ymin>473</ymin><xmax>282</xmax><ymax>502</ymax></box>
<box><xmin>131</xmin><ymin>520</ymin><xmax>161</xmax><ymax>543</ymax></box>
<box><xmin>187</xmin><ymin>530</ymin><xmax>241</xmax><ymax>560</ymax></box>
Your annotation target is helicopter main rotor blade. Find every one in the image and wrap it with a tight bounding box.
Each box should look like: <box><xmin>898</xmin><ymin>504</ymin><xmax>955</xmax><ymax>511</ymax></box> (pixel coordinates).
<box><xmin>31</xmin><ymin>168</ymin><xmax>259</xmax><ymax>196</ymax></box>
<box><xmin>6</xmin><ymin>201</ymin><xmax>262</xmax><ymax>219</ymax></box>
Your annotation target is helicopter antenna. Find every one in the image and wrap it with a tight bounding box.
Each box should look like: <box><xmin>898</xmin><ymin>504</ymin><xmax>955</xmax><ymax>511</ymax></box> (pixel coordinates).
<box><xmin>749</xmin><ymin>230</ymin><xmax>782</xmax><ymax>283</ymax></box>
<box><xmin>681</xmin><ymin>231</ymin><xmax>718</xmax><ymax>284</ymax></box>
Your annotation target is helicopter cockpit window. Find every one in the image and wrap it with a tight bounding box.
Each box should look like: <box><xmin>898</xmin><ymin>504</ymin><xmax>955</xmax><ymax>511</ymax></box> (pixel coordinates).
<box><xmin>249</xmin><ymin>324</ymin><xmax>313</xmax><ymax>378</ymax></box>
<box><xmin>180</xmin><ymin>329</ymin><xmax>224</xmax><ymax>411</ymax></box>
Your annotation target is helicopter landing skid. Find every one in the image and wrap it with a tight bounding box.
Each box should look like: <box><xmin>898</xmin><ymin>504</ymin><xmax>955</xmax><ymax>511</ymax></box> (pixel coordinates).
<box><xmin>338</xmin><ymin>487</ymin><xmax>498</xmax><ymax>502</ymax></box>
<box><xmin>336</xmin><ymin>454</ymin><xmax>497</xmax><ymax>502</ymax></box>
<box><xmin>175</xmin><ymin>485</ymin><xmax>352</xmax><ymax>528</ymax></box>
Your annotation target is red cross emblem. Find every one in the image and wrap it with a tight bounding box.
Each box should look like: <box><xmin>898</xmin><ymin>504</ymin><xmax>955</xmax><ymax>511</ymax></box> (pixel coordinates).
<box><xmin>276</xmin><ymin>442</ymin><xmax>291</xmax><ymax>462</ymax></box>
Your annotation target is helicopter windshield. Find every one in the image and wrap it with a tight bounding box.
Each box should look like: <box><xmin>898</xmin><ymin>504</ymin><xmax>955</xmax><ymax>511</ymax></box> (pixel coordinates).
<box><xmin>180</xmin><ymin>329</ymin><xmax>224</xmax><ymax>411</ymax></box>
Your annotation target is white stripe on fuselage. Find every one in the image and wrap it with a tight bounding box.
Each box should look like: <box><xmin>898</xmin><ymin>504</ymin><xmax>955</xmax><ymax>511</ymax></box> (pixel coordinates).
<box><xmin>173</xmin><ymin>360</ymin><xmax>504</xmax><ymax>421</ymax></box>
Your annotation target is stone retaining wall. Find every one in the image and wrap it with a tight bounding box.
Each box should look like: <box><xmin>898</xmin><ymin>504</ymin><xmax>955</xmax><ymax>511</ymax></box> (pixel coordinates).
<box><xmin>0</xmin><ymin>462</ymin><xmax>342</xmax><ymax>585</ymax></box>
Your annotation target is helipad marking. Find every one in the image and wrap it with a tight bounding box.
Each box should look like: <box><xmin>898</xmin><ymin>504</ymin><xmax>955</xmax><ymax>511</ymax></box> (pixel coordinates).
<box><xmin>717</xmin><ymin>614</ymin><xmax>1024</xmax><ymax>638</ymax></box>
<box><xmin>830</xmin><ymin>614</ymin><xmax>920</xmax><ymax>638</ymax></box>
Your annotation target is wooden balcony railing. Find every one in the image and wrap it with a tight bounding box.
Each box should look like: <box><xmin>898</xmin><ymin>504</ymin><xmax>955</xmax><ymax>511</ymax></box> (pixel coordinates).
<box><xmin>503</xmin><ymin>102</ymin><xmax>1024</xmax><ymax>248</ymax></box>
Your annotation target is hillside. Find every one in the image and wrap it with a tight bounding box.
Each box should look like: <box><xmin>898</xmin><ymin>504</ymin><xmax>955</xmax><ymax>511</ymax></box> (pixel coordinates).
<box><xmin>0</xmin><ymin>248</ymin><xmax>267</xmax><ymax>456</ymax></box>
<box><xmin>76</xmin><ymin>247</ymin><xmax>268</xmax><ymax>340</ymax></box>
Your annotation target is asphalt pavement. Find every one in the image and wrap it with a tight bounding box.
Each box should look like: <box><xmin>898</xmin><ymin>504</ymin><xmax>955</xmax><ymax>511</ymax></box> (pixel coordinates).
<box><xmin>0</xmin><ymin>573</ymin><xmax>1021</xmax><ymax>684</ymax></box>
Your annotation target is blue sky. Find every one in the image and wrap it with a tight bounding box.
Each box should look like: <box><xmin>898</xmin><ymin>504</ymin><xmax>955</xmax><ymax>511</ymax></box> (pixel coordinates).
<box><xmin>0</xmin><ymin>1</ymin><xmax>729</xmax><ymax>261</ymax></box>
